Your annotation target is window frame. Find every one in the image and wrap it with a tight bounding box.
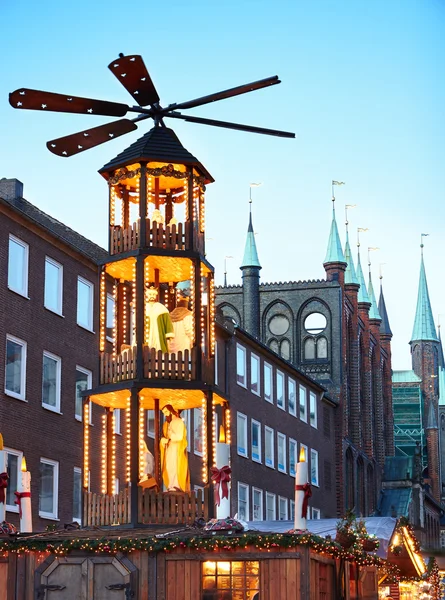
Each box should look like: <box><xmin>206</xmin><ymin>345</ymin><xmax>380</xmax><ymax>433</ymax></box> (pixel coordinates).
<box><xmin>5</xmin><ymin>334</ymin><xmax>27</xmax><ymax>401</ymax></box>
<box><xmin>73</xmin><ymin>467</ymin><xmax>82</xmax><ymax>523</ymax></box>
<box><xmin>250</xmin><ymin>353</ymin><xmax>261</xmax><ymax>396</ymax></box>
<box><xmin>288</xmin><ymin>377</ymin><xmax>296</xmax><ymax>416</ymax></box>
<box><xmin>237</xmin><ymin>482</ymin><xmax>249</xmax><ymax>521</ymax></box>
<box><xmin>4</xmin><ymin>447</ymin><xmax>22</xmax><ymax>513</ymax></box>
<box><xmin>77</xmin><ymin>276</ymin><xmax>94</xmax><ymax>332</ymax></box>
<box><xmin>278</xmin><ymin>496</ymin><xmax>288</xmax><ymax>520</ymax></box>
<box><xmin>310</xmin><ymin>391</ymin><xmax>318</xmax><ymax>428</ymax></box>
<box><xmin>264</xmin><ymin>426</ymin><xmax>274</xmax><ymax>469</ymax></box>
<box><xmin>106</xmin><ymin>292</ymin><xmax>115</xmax><ymax>342</ymax></box>
<box><xmin>266</xmin><ymin>492</ymin><xmax>276</xmax><ymax>520</ymax></box>
<box><xmin>236</xmin><ymin>343</ymin><xmax>247</xmax><ymax>388</ymax></box>
<box><xmin>252</xmin><ymin>487</ymin><xmax>263</xmax><ymax>521</ymax></box>
<box><xmin>193</xmin><ymin>407</ymin><xmax>203</xmax><ymax>456</ymax></box>
<box><xmin>147</xmin><ymin>409</ymin><xmax>155</xmax><ymax>439</ymax></box>
<box><xmin>251</xmin><ymin>419</ymin><xmax>262</xmax><ymax>463</ymax></box>
<box><xmin>42</xmin><ymin>351</ymin><xmax>62</xmax><ymax>413</ymax></box>
<box><xmin>8</xmin><ymin>234</ymin><xmax>29</xmax><ymax>297</ymax></box>
<box><xmin>75</xmin><ymin>365</ymin><xmax>92</xmax><ymax>422</ymax></box>
<box><xmin>289</xmin><ymin>438</ymin><xmax>297</xmax><ymax>477</ymax></box>
<box><xmin>237</xmin><ymin>412</ymin><xmax>248</xmax><ymax>458</ymax></box>
<box><xmin>113</xmin><ymin>408</ymin><xmax>121</xmax><ymax>434</ymax></box>
<box><xmin>276</xmin><ymin>370</ymin><xmax>285</xmax><ymax>410</ymax></box>
<box><xmin>44</xmin><ymin>256</ymin><xmax>63</xmax><ymax>315</ymax></box>
<box><xmin>290</xmin><ymin>500</ymin><xmax>295</xmax><ymax>521</ymax></box>
<box><xmin>299</xmin><ymin>384</ymin><xmax>307</xmax><ymax>423</ymax></box>
<box><xmin>311</xmin><ymin>448</ymin><xmax>319</xmax><ymax>487</ymax></box>
<box><xmin>264</xmin><ymin>362</ymin><xmax>273</xmax><ymax>403</ymax></box>
<box><xmin>277</xmin><ymin>432</ymin><xmax>287</xmax><ymax>473</ymax></box>
<box><xmin>39</xmin><ymin>457</ymin><xmax>59</xmax><ymax>520</ymax></box>
<box><xmin>312</xmin><ymin>507</ymin><xmax>321</xmax><ymax>519</ymax></box>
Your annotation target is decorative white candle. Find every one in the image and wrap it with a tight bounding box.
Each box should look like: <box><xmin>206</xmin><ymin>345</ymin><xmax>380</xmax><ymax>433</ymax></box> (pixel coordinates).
<box><xmin>294</xmin><ymin>446</ymin><xmax>310</xmax><ymax>530</ymax></box>
<box><xmin>17</xmin><ymin>456</ymin><xmax>32</xmax><ymax>533</ymax></box>
<box><xmin>215</xmin><ymin>441</ymin><xmax>231</xmax><ymax>518</ymax></box>
<box><xmin>0</xmin><ymin>434</ymin><xmax>7</xmax><ymax>522</ymax></box>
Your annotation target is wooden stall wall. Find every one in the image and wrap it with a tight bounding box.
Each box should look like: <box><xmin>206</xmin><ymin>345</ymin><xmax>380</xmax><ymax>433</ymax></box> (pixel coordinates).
<box><xmin>309</xmin><ymin>553</ymin><xmax>336</xmax><ymax>600</ymax></box>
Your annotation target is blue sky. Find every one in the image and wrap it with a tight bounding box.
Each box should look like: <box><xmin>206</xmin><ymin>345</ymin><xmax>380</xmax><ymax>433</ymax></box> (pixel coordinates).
<box><xmin>1</xmin><ymin>0</ymin><xmax>444</xmax><ymax>369</ymax></box>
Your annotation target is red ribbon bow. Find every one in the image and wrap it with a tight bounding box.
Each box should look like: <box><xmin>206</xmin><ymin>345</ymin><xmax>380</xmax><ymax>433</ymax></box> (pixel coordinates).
<box><xmin>295</xmin><ymin>482</ymin><xmax>312</xmax><ymax>518</ymax></box>
<box><xmin>211</xmin><ymin>465</ymin><xmax>231</xmax><ymax>507</ymax></box>
<box><xmin>0</xmin><ymin>472</ymin><xmax>8</xmax><ymax>504</ymax></box>
<box><xmin>14</xmin><ymin>491</ymin><xmax>31</xmax><ymax>518</ymax></box>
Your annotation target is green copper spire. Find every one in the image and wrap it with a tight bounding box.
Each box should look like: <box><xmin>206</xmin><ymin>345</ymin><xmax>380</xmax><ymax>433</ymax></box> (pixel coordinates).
<box><xmin>378</xmin><ymin>280</ymin><xmax>392</xmax><ymax>336</ymax></box>
<box><xmin>324</xmin><ymin>202</ymin><xmax>346</xmax><ymax>265</ymax></box>
<box><xmin>410</xmin><ymin>242</ymin><xmax>438</xmax><ymax>343</ymax></box>
<box><xmin>367</xmin><ymin>270</ymin><xmax>381</xmax><ymax>320</ymax></box>
<box><xmin>356</xmin><ymin>247</ymin><xmax>370</xmax><ymax>304</ymax></box>
<box><xmin>344</xmin><ymin>230</ymin><xmax>358</xmax><ymax>285</ymax></box>
<box><xmin>241</xmin><ymin>210</ymin><xmax>261</xmax><ymax>269</ymax></box>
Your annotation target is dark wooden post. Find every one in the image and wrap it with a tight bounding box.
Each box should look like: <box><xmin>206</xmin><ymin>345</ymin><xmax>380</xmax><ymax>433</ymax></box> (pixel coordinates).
<box><xmin>130</xmin><ymin>388</ymin><xmax>140</xmax><ymax>525</ymax></box>
<box><xmin>123</xmin><ymin>187</ymin><xmax>130</xmax><ymax>230</ymax></box>
<box><xmin>136</xmin><ymin>255</ymin><xmax>145</xmax><ymax>380</ymax></box>
<box><xmin>193</xmin><ymin>257</ymin><xmax>202</xmax><ymax>380</ymax></box>
<box><xmin>187</xmin><ymin>168</ymin><xmax>194</xmax><ymax>249</ymax></box>
<box><xmin>106</xmin><ymin>408</ymin><xmax>114</xmax><ymax>495</ymax></box>
<box><xmin>206</xmin><ymin>391</ymin><xmax>215</xmax><ymax>516</ymax></box>
<box><xmin>139</xmin><ymin>164</ymin><xmax>147</xmax><ymax>247</ymax></box>
<box><xmin>155</xmin><ymin>398</ymin><xmax>161</xmax><ymax>488</ymax></box>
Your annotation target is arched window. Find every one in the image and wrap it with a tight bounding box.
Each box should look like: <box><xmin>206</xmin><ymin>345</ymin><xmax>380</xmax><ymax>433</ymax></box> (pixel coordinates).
<box><xmin>269</xmin><ymin>339</ymin><xmax>279</xmax><ymax>354</ymax></box>
<box><xmin>280</xmin><ymin>339</ymin><xmax>290</xmax><ymax>361</ymax></box>
<box><xmin>345</xmin><ymin>448</ymin><xmax>354</xmax><ymax>510</ymax></box>
<box><xmin>317</xmin><ymin>337</ymin><xmax>327</xmax><ymax>359</ymax></box>
<box><xmin>304</xmin><ymin>338</ymin><xmax>315</xmax><ymax>360</ymax></box>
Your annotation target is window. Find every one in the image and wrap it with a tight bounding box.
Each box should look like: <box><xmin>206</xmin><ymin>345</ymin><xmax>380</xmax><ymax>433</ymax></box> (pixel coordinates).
<box><xmin>311</xmin><ymin>449</ymin><xmax>319</xmax><ymax>486</ymax></box>
<box><xmin>277</xmin><ymin>433</ymin><xmax>286</xmax><ymax>473</ymax></box>
<box><xmin>106</xmin><ymin>293</ymin><xmax>115</xmax><ymax>341</ymax></box>
<box><xmin>5</xmin><ymin>448</ymin><xmax>22</xmax><ymax>511</ymax></box>
<box><xmin>252</xmin><ymin>488</ymin><xmax>263</xmax><ymax>521</ymax></box>
<box><xmin>42</xmin><ymin>352</ymin><xmax>61</xmax><ymax>412</ymax></box>
<box><xmin>288</xmin><ymin>378</ymin><xmax>296</xmax><ymax>416</ymax></box>
<box><xmin>304</xmin><ymin>338</ymin><xmax>315</xmax><ymax>359</ymax></box>
<box><xmin>202</xmin><ymin>561</ymin><xmax>259</xmax><ymax>598</ymax></box>
<box><xmin>279</xmin><ymin>496</ymin><xmax>288</xmax><ymax>520</ymax></box>
<box><xmin>289</xmin><ymin>438</ymin><xmax>297</xmax><ymax>477</ymax></box>
<box><xmin>276</xmin><ymin>370</ymin><xmax>285</xmax><ymax>410</ymax></box>
<box><xmin>317</xmin><ymin>337</ymin><xmax>328</xmax><ymax>359</ymax></box>
<box><xmin>280</xmin><ymin>339</ymin><xmax>290</xmax><ymax>360</ymax></box>
<box><xmin>39</xmin><ymin>458</ymin><xmax>59</xmax><ymax>519</ymax></box>
<box><xmin>214</xmin><ymin>341</ymin><xmax>218</xmax><ymax>386</ymax></box>
<box><xmin>299</xmin><ymin>385</ymin><xmax>307</xmax><ymax>422</ymax></box>
<box><xmin>251</xmin><ymin>353</ymin><xmax>260</xmax><ymax>395</ymax></box>
<box><xmin>312</xmin><ymin>507</ymin><xmax>321</xmax><ymax>519</ymax></box>
<box><xmin>194</xmin><ymin>407</ymin><xmax>203</xmax><ymax>456</ymax></box>
<box><xmin>77</xmin><ymin>277</ymin><xmax>94</xmax><ymax>331</ymax></box>
<box><xmin>147</xmin><ymin>410</ymin><xmax>155</xmax><ymax>438</ymax></box>
<box><xmin>266</xmin><ymin>492</ymin><xmax>276</xmax><ymax>520</ymax></box>
<box><xmin>265</xmin><ymin>426</ymin><xmax>274</xmax><ymax>468</ymax></box>
<box><xmin>237</xmin><ymin>413</ymin><xmax>248</xmax><ymax>457</ymax></box>
<box><xmin>113</xmin><ymin>409</ymin><xmax>121</xmax><ymax>434</ymax></box>
<box><xmin>8</xmin><ymin>235</ymin><xmax>28</xmax><ymax>296</ymax></box>
<box><xmin>5</xmin><ymin>335</ymin><xmax>27</xmax><ymax>400</ymax></box>
<box><xmin>183</xmin><ymin>410</ymin><xmax>191</xmax><ymax>451</ymax></box>
<box><xmin>251</xmin><ymin>420</ymin><xmax>261</xmax><ymax>463</ymax></box>
<box><xmin>310</xmin><ymin>391</ymin><xmax>317</xmax><ymax>428</ymax></box>
<box><xmin>237</xmin><ymin>483</ymin><xmax>249</xmax><ymax>520</ymax></box>
<box><xmin>264</xmin><ymin>363</ymin><xmax>273</xmax><ymax>403</ymax></box>
<box><xmin>73</xmin><ymin>468</ymin><xmax>82</xmax><ymax>523</ymax></box>
<box><xmin>114</xmin><ymin>478</ymin><xmax>120</xmax><ymax>495</ymax></box>
<box><xmin>236</xmin><ymin>344</ymin><xmax>246</xmax><ymax>387</ymax></box>
<box><xmin>75</xmin><ymin>366</ymin><xmax>91</xmax><ymax>420</ymax></box>
<box><xmin>44</xmin><ymin>257</ymin><xmax>63</xmax><ymax>314</ymax></box>
<box><xmin>290</xmin><ymin>500</ymin><xmax>295</xmax><ymax>521</ymax></box>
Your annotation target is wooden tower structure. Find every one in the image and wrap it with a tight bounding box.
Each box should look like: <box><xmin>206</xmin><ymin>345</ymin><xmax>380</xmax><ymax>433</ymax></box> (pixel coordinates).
<box><xmin>82</xmin><ymin>125</ymin><xmax>227</xmax><ymax>526</ymax></box>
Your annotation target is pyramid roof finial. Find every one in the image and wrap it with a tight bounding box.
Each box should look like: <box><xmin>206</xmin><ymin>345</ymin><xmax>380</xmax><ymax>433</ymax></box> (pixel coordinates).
<box><xmin>410</xmin><ymin>236</ymin><xmax>438</xmax><ymax>343</ymax></box>
<box><xmin>356</xmin><ymin>228</ymin><xmax>370</xmax><ymax>304</ymax></box>
<box><xmin>323</xmin><ymin>186</ymin><xmax>346</xmax><ymax>265</ymax></box>
<box><xmin>241</xmin><ymin>184</ymin><xmax>262</xmax><ymax>269</ymax></box>
<box><xmin>378</xmin><ymin>268</ymin><xmax>392</xmax><ymax>336</ymax></box>
<box><xmin>367</xmin><ymin>248</ymin><xmax>381</xmax><ymax>320</ymax></box>
<box><xmin>344</xmin><ymin>204</ymin><xmax>358</xmax><ymax>285</ymax></box>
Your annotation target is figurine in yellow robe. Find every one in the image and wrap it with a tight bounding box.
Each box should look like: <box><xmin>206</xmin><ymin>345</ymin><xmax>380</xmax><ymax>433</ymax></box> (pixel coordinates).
<box><xmin>160</xmin><ymin>405</ymin><xmax>190</xmax><ymax>492</ymax></box>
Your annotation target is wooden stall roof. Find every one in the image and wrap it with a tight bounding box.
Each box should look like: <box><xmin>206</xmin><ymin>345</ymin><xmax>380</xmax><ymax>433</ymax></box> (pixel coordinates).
<box><xmin>105</xmin><ymin>256</ymin><xmax>211</xmax><ymax>283</ymax></box>
<box><xmin>90</xmin><ymin>388</ymin><xmax>226</xmax><ymax>410</ymax></box>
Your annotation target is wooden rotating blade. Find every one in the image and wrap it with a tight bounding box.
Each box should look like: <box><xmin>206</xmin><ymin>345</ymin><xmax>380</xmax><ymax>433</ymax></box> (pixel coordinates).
<box><xmin>46</xmin><ymin>119</ymin><xmax>138</xmax><ymax>157</ymax></box>
<box><xmin>167</xmin><ymin>112</ymin><xmax>295</xmax><ymax>139</ymax></box>
<box><xmin>108</xmin><ymin>54</ymin><xmax>160</xmax><ymax>106</ymax></box>
<box><xmin>166</xmin><ymin>76</ymin><xmax>281</xmax><ymax>112</ymax></box>
<box><xmin>9</xmin><ymin>88</ymin><xmax>129</xmax><ymax>117</ymax></box>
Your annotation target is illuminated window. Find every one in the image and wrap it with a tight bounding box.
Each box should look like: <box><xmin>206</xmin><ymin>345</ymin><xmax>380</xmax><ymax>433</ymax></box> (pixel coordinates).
<box><xmin>44</xmin><ymin>257</ymin><xmax>63</xmax><ymax>315</ymax></box>
<box><xmin>237</xmin><ymin>482</ymin><xmax>249</xmax><ymax>520</ymax></box>
<box><xmin>5</xmin><ymin>335</ymin><xmax>27</xmax><ymax>400</ymax></box>
<box><xmin>289</xmin><ymin>438</ymin><xmax>297</xmax><ymax>477</ymax></box>
<box><xmin>276</xmin><ymin>370</ymin><xmax>285</xmax><ymax>410</ymax></box>
<box><xmin>264</xmin><ymin>363</ymin><xmax>273</xmax><ymax>403</ymax></box>
<box><xmin>288</xmin><ymin>378</ymin><xmax>296</xmax><ymax>416</ymax></box>
<box><xmin>251</xmin><ymin>353</ymin><xmax>260</xmax><ymax>396</ymax></box>
<box><xmin>310</xmin><ymin>392</ymin><xmax>317</xmax><ymax>428</ymax></box>
<box><xmin>237</xmin><ymin>413</ymin><xmax>248</xmax><ymax>458</ymax></box>
<box><xmin>299</xmin><ymin>385</ymin><xmax>307</xmax><ymax>422</ymax></box>
<box><xmin>277</xmin><ymin>432</ymin><xmax>286</xmax><ymax>473</ymax></box>
<box><xmin>252</xmin><ymin>488</ymin><xmax>263</xmax><ymax>521</ymax></box>
<box><xmin>77</xmin><ymin>277</ymin><xmax>94</xmax><ymax>331</ymax></box>
<box><xmin>251</xmin><ymin>420</ymin><xmax>261</xmax><ymax>463</ymax></box>
<box><xmin>202</xmin><ymin>560</ymin><xmax>259</xmax><ymax>599</ymax></box>
<box><xmin>265</xmin><ymin>426</ymin><xmax>274</xmax><ymax>468</ymax></box>
<box><xmin>8</xmin><ymin>235</ymin><xmax>28</xmax><ymax>297</ymax></box>
<box><xmin>236</xmin><ymin>344</ymin><xmax>246</xmax><ymax>387</ymax></box>
<box><xmin>42</xmin><ymin>352</ymin><xmax>61</xmax><ymax>413</ymax></box>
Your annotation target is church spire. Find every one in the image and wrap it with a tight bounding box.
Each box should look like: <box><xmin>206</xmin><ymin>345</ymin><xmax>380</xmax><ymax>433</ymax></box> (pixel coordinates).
<box><xmin>323</xmin><ymin>196</ymin><xmax>346</xmax><ymax>265</ymax></box>
<box><xmin>241</xmin><ymin>186</ymin><xmax>262</xmax><ymax>338</ymax></box>
<box><xmin>367</xmin><ymin>249</ymin><xmax>381</xmax><ymax>320</ymax></box>
<box><xmin>241</xmin><ymin>208</ymin><xmax>261</xmax><ymax>269</ymax></box>
<box><xmin>344</xmin><ymin>205</ymin><xmax>358</xmax><ymax>285</ymax></box>
<box><xmin>378</xmin><ymin>273</ymin><xmax>392</xmax><ymax>336</ymax></box>
<box><xmin>410</xmin><ymin>237</ymin><xmax>438</xmax><ymax>343</ymax></box>
<box><xmin>356</xmin><ymin>229</ymin><xmax>370</xmax><ymax>304</ymax></box>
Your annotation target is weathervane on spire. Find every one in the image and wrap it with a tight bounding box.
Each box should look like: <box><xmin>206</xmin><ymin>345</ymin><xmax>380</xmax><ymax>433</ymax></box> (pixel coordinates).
<box><xmin>357</xmin><ymin>227</ymin><xmax>369</xmax><ymax>249</ymax></box>
<box><xmin>249</xmin><ymin>182</ymin><xmax>262</xmax><ymax>214</ymax></box>
<box><xmin>379</xmin><ymin>263</ymin><xmax>386</xmax><ymax>282</ymax></box>
<box><xmin>345</xmin><ymin>203</ymin><xmax>356</xmax><ymax>232</ymax></box>
<box><xmin>332</xmin><ymin>180</ymin><xmax>345</xmax><ymax>202</ymax></box>
<box><xmin>367</xmin><ymin>247</ymin><xmax>380</xmax><ymax>275</ymax></box>
<box><xmin>421</xmin><ymin>233</ymin><xmax>429</xmax><ymax>254</ymax></box>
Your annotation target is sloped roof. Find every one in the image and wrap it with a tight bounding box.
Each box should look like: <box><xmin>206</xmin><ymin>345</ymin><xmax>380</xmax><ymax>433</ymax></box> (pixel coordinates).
<box><xmin>383</xmin><ymin>456</ymin><xmax>414</xmax><ymax>481</ymax></box>
<box><xmin>241</xmin><ymin>212</ymin><xmax>261</xmax><ymax>269</ymax></box>
<box><xmin>356</xmin><ymin>250</ymin><xmax>370</xmax><ymax>304</ymax></box>
<box><xmin>378</xmin><ymin>283</ymin><xmax>392</xmax><ymax>336</ymax></box>
<box><xmin>392</xmin><ymin>370</ymin><xmax>421</xmax><ymax>383</ymax></box>
<box><xmin>344</xmin><ymin>231</ymin><xmax>358</xmax><ymax>285</ymax></box>
<box><xmin>0</xmin><ymin>194</ymin><xmax>107</xmax><ymax>264</ymax></box>
<box><xmin>368</xmin><ymin>272</ymin><xmax>381</xmax><ymax>320</ymax></box>
<box><xmin>323</xmin><ymin>207</ymin><xmax>346</xmax><ymax>265</ymax></box>
<box><xmin>99</xmin><ymin>125</ymin><xmax>214</xmax><ymax>183</ymax></box>
<box><xmin>377</xmin><ymin>488</ymin><xmax>412</xmax><ymax>519</ymax></box>
<box><xmin>410</xmin><ymin>253</ymin><xmax>438</xmax><ymax>343</ymax></box>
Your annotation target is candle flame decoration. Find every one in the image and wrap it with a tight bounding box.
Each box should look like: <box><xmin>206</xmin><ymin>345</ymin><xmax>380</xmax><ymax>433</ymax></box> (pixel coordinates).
<box><xmin>21</xmin><ymin>456</ymin><xmax>27</xmax><ymax>472</ymax></box>
<box><xmin>219</xmin><ymin>425</ymin><xmax>226</xmax><ymax>444</ymax></box>
<box><xmin>299</xmin><ymin>446</ymin><xmax>306</xmax><ymax>462</ymax></box>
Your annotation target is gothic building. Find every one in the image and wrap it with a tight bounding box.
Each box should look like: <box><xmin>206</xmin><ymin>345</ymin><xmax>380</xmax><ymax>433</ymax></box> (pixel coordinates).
<box><xmin>215</xmin><ymin>201</ymin><xmax>394</xmax><ymax>517</ymax></box>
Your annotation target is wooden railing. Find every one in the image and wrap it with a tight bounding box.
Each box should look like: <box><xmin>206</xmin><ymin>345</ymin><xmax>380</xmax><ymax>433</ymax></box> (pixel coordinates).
<box><xmin>83</xmin><ymin>488</ymin><xmax>131</xmax><ymax>526</ymax></box>
<box><xmin>138</xmin><ymin>487</ymin><xmax>209</xmax><ymax>525</ymax></box>
<box><xmin>111</xmin><ymin>219</ymin><xmax>187</xmax><ymax>254</ymax></box>
<box><xmin>100</xmin><ymin>346</ymin><xmax>198</xmax><ymax>384</ymax></box>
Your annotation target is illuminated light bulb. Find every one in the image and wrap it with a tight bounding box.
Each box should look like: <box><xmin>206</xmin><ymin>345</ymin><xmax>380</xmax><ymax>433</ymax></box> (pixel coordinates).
<box><xmin>111</xmin><ymin>410</ymin><xmax>116</xmax><ymax>494</ymax></box>
<box><xmin>184</xmin><ymin>177</ymin><xmax>189</xmax><ymax>222</ymax></box>
<box><xmin>132</xmin><ymin>262</ymin><xmax>137</xmax><ymax>347</ymax></box>
<box><xmin>201</xmin><ymin>396</ymin><xmax>208</xmax><ymax>483</ymax></box>
<box><xmin>101</xmin><ymin>413</ymin><xmax>107</xmax><ymax>494</ymax></box>
<box><xmin>210</xmin><ymin>276</ymin><xmax>215</xmax><ymax>355</ymax></box>
<box><xmin>84</xmin><ymin>403</ymin><xmax>90</xmax><ymax>487</ymax></box>
<box><xmin>112</xmin><ymin>281</ymin><xmax>117</xmax><ymax>359</ymax></box>
<box><xmin>126</xmin><ymin>397</ymin><xmax>131</xmax><ymax>482</ymax></box>
<box><xmin>225</xmin><ymin>407</ymin><xmax>231</xmax><ymax>445</ymax></box>
<box><xmin>100</xmin><ymin>270</ymin><xmax>106</xmax><ymax>352</ymax></box>
<box><xmin>189</xmin><ymin>263</ymin><xmax>195</xmax><ymax>345</ymax></box>
<box><xmin>139</xmin><ymin>405</ymin><xmax>145</xmax><ymax>479</ymax></box>
<box><xmin>122</xmin><ymin>285</ymin><xmax>127</xmax><ymax>343</ymax></box>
